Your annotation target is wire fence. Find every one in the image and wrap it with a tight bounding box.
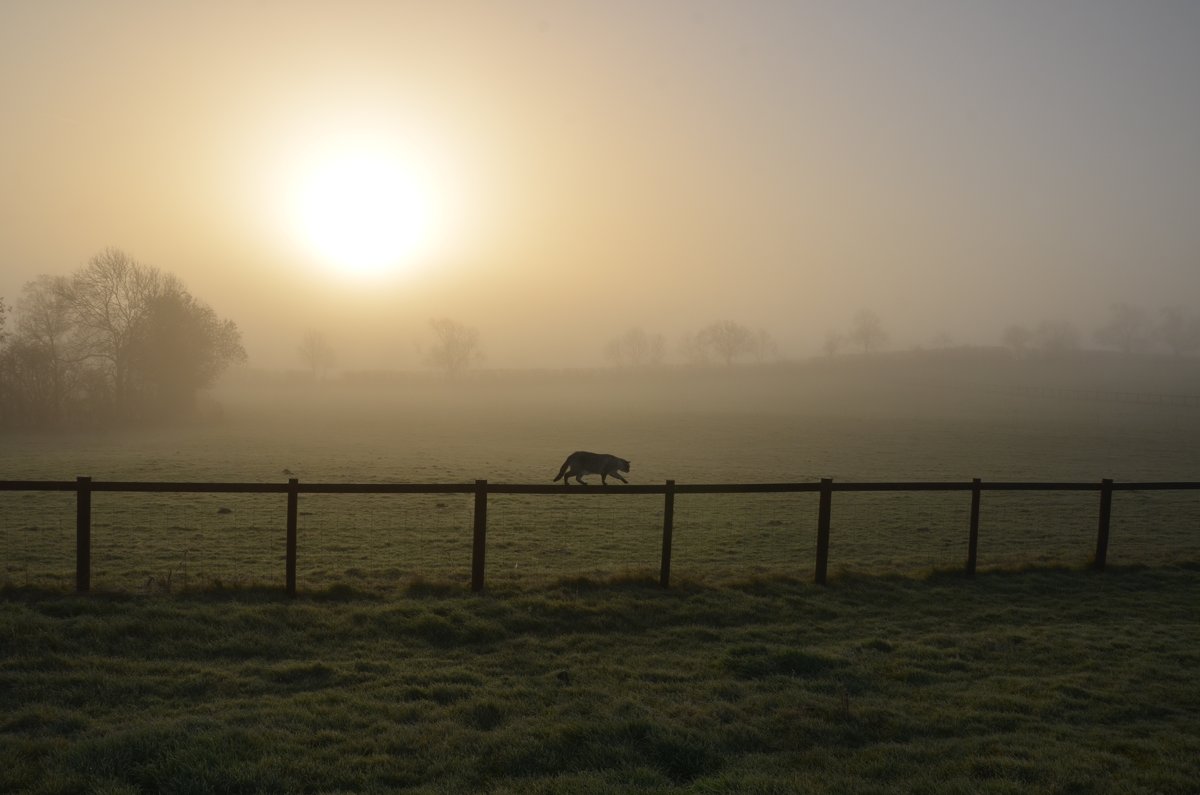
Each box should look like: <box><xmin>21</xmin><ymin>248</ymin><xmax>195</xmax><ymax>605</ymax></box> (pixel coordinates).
<box><xmin>2</xmin><ymin>477</ymin><xmax>1198</xmax><ymax>594</ymax></box>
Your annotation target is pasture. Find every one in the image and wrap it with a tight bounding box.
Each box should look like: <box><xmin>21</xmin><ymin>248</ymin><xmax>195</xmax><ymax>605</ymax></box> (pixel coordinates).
<box><xmin>2</xmin><ymin>357</ymin><xmax>1199</xmax><ymax>593</ymax></box>
<box><xmin>3</xmin><ymin>568</ymin><xmax>1199</xmax><ymax>793</ymax></box>
<box><xmin>2</xmin><ymin>356</ymin><xmax>1199</xmax><ymax>791</ymax></box>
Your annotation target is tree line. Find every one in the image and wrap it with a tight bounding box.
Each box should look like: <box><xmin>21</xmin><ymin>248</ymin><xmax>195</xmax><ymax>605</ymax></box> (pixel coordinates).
<box><xmin>1003</xmin><ymin>303</ymin><xmax>1200</xmax><ymax>359</ymax></box>
<box><xmin>604</xmin><ymin>312</ymin><xmax>885</xmax><ymax>369</ymax></box>
<box><xmin>296</xmin><ymin>302</ymin><xmax>1200</xmax><ymax>382</ymax></box>
<box><xmin>296</xmin><ymin>317</ymin><xmax>484</xmax><ymax>380</ymax></box>
<box><xmin>0</xmin><ymin>248</ymin><xmax>245</xmax><ymax>429</ymax></box>
<box><xmin>597</xmin><ymin>304</ymin><xmax>1200</xmax><ymax>372</ymax></box>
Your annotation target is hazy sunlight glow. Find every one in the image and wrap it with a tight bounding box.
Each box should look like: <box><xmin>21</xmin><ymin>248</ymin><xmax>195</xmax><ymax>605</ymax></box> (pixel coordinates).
<box><xmin>292</xmin><ymin>147</ymin><xmax>434</xmax><ymax>278</ymax></box>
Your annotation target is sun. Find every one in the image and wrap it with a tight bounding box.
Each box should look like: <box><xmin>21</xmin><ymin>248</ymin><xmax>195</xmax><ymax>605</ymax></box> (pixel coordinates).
<box><xmin>289</xmin><ymin>144</ymin><xmax>437</xmax><ymax>278</ymax></box>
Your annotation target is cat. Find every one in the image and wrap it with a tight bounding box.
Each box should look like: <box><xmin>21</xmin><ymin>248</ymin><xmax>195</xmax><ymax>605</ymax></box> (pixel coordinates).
<box><xmin>553</xmin><ymin>451</ymin><xmax>631</xmax><ymax>485</ymax></box>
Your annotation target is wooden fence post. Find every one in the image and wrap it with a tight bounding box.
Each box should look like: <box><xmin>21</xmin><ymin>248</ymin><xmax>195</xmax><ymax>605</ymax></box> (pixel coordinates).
<box><xmin>1094</xmin><ymin>478</ymin><xmax>1113</xmax><ymax>571</ymax></box>
<box><xmin>660</xmin><ymin>480</ymin><xmax>676</xmax><ymax>588</ymax></box>
<box><xmin>75</xmin><ymin>476</ymin><xmax>92</xmax><ymax>593</ymax></box>
<box><xmin>472</xmin><ymin>480</ymin><xmax>488</xmax><ymax>592</ymax></box>
<box><xmin>286</xmin><ymin>478</ymin><xmax>299</xmax><ymax>597</ymax></box>
<box><xmin>815</xmin><ymin>478</ymin><xmax>832</xmax><ymax>585</ymax></box>
<box><xmin>966</xmin><ymin>478</ymin><xmax>981</xmax><ymax>576</ymax></box>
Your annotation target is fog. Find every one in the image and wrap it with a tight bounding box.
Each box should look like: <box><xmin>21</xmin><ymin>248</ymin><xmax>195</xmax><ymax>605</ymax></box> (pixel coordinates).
<box><xmin>2</xmin><ymin>1</ymin><xmax>1199</xmax><ymax>371</ymax></box>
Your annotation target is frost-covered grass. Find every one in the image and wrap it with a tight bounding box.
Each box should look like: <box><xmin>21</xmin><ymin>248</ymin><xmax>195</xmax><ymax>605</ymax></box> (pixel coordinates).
<box><xmin>2</xmin><ymin>566</ymin><xmax>1198</xmax><ymax>793</ymax></box>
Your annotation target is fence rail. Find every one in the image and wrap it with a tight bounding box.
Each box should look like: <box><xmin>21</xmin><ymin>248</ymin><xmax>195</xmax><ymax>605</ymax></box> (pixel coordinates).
<box><xmin>2</xmin><ymin>477</ymin><xmax>1199</xmax><ymax>595</ymax></box>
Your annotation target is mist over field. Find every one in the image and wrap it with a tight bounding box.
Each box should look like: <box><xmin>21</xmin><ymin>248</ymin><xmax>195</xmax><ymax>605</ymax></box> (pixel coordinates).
<box><xmin>2</xmin><ymin>1</ymin><xmax>1199</xmax><ymax>370</ymax></box>
<box><xmin>1</xmin><ymin>0</ymin><xmax>1197</xmax><ymax>631</ymax></box>
<box><xmin>3</xmin><ymin>3</ymin><xmax>1200</xmax><ymax>793</ymax></box>
<box><xmin>3</xmin><ymin>349</ymin><xmax>1198</xmax><ymax>480</ymax></box>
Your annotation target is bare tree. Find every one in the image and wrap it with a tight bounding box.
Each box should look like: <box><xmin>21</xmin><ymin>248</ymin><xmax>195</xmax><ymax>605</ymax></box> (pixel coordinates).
<box><xmin>1157</xmin><ymin>306</ymin><xmax>1200</xmax><ymax>357</ymax></box>
<box><xmin>10</xmin><ymin>276</ymin><xmax>82</xmax><ymax>422</ymax></box>
<box><xmin>604</xmin><ymin>327</ymin><xmax>666</xmax><ymax>368</ymax></box>
<box><xmin>848</xmin><ymin>310</ymin><xmax>887</xmax><ymax>353</ymax></box>
<box><xmin>425</xmin><ymin>317</ymin><xmax>482</xmax><ymax>377</ymax></box>
<box><xmin>60</xmin><ymin>248</ymin><xmax>171</xmax><ymax>412</ymax></box>
<box><xmin>822</xmin><ymin>331</ymin><xmax>844</xmax><ymax>357</ymax></box>
<box><xmin>694</xmin><ymin>320</ymin><xmax>759</xmax><ymax>365</ymax></box>
<box><xmin>1094</xmin><ymin>302</ymin><xmax>1150</xmax><ymax>354</ymax></box>
<box><xmin>1</xmin><ymin>250</ymin><xmax>244</xmax><ymax>426</ymax></box>
<box><xmin>298</xmin><ymin>329</ymin><xmax>337</xmax><ymax>380</ymax></box>
<box><xmin>4</xmin><ymin>280</ymin><xmax>90</xmax><ymax>426</ymax></box>
<box><xmin>0</xmin><ymin>296</ymin><xmax>10</xmax><ymax>423</ymax></box>
<box><xmin>749</xmin><ymin>329</ymin><xmax>778</xmax><ymax>363</ymax></box>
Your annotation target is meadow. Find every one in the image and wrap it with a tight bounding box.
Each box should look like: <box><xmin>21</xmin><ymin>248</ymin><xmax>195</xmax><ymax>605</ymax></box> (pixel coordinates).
<box><xmin>2</xmin><ymin>567</ymin><xmax>1199</xmax><ymax>793</ymax></box>
<box><xmin>2</xmin><ymin>353</ymin><xmax>1198</xmax><ymax>594</ymax></box>
<box><xmin>2</xmin><ymin>353</ymin><xmax>1199</xmax><ymax>792</ymax></box>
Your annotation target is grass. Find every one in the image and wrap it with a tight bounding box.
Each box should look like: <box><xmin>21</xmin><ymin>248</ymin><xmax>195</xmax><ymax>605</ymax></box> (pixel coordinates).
<box><xmin>4</xmin><ymin>484</ymin><xmax>1198</xmax><ymax>595</ymax></box>
<box><xmin>3</xmin><ymin>565</ymin><xmax>1198</xmax><ymax>793</ymax></box>
<box><xmin>3</xmin><ymin>364</ymin><xmax>1198</xmax><ymax>789</ymax></box>
<box><xmin>4</xmin><ymin>372</ymin><xmax>1199</xmax><ymax>593</ymax></box>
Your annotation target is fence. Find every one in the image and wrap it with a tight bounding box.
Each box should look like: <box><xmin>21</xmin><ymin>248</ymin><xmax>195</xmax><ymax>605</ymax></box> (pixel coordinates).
<box><xmin>2</xmin><ymin>477</ymin><xmax>1199</xmax><ymax>595</ymax></box>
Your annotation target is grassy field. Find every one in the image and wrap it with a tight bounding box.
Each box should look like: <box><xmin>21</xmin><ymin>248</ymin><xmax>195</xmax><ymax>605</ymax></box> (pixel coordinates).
<box><xmin>2</xmin><ymin>566</ymin><xmax>1198</xmax><ymax>793</ymax></box>
<box><xmin>3</xmin><ymin>357</ymin><xmax>1199</xmax><ymax>593</ymax></box>
<box><xmin>2</xmin><ymin>357</ymin><xmax>1198</xmax><ymax>791</ymax></box>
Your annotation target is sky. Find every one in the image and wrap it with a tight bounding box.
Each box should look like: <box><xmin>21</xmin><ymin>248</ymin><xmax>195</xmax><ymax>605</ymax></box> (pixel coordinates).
<box><xmin>2</xmin><ymin>0</ymin><xmax>1198</xmax><ymax>370</ymax></box>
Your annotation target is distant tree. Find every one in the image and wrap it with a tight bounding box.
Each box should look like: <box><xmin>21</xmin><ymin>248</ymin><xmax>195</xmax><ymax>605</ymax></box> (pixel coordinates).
<box><xmin>0</xmin><ymin>296</ymin><xmax>10</xmax><ymax>424</ymax></box>
<box><xmin>1002</xmin><ymin>324</ymin><xmax>1032</xmax><ymax>357</ymax></box>
<box><xmin>425</xmin><ymin>317</ymin><xmax>482</xmax><ymax>377</ymax></box>
<box><xmin>298</xmin><ymin>329</ymin><xmax>337</xmax><ymax>380</ymax></box>
<box><xmin>60</xmin><ymin>248</ymin><xmax>171</xmax><ymax>414</ymax></box>
<box><xmin>848</xmin><ymin>310</ymin><xmax>887</xmax><ymax>353</ymax></box>
<box><xmin>1094</xmin><ymin>302</ymin><xmax>1151</xmax><ymax>354</ymax></box>
<box><xmin>127</xmin><ymin>289</ymin><xmax>246</xmax><ymax>415</ymax></box>
<box><xmin>822</xmin><ymin>331</ymin><xmax>844</xmax><ymax>357</ymax></box>
<box><xmin>8</xmin><ymin>276</ymin><xmax>82</xmax><ymax>424</ymax></box>
<box><xmin>17</xmin><ymin>277</ymin><xmax>75</xmax><ymax>351</ymax></box>
<box><xmin>1157</xmin><ymin>306</ymin><xmax>1200</xmax><ymax>357</ymax></box>
<box><xmin>0</xmin><ymin>336</ymin><xmax>59</xmax><ymax>426</ymax></box>
<box><xmin>749</xmin><ymin>329</ymin><xmax>778</xmax><ymax>363</ymax></box>
<box><xmin>1032</xmin><ymin>320</ymin><xmax>1080</xmax><ymax>357</ymax></box>
<box><xmin>694</xmin><ymin>320</ymin><xmax>761</xmax><ymax>366</ymax></box>
<box><xmin>604</xmin><ymin>327</ymin><xmax>665</xmax><ymax>368</ymax></box>
<box><xmin>0</xmin><ymin>248</ymin><xmax>245</xmax><ymax>427</ymax></box>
